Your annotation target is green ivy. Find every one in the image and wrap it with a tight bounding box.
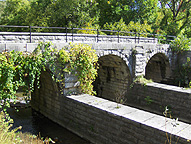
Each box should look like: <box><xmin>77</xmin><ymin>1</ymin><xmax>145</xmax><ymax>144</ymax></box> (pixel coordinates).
<box><xmin>68</xmin><ymin>43</ymin><xmax>98</xmax><ymax>95</ymax></box>
<box><xmin>0</xmin><ymin>42</ymin><xmax>98</xmax><ymax>109</ymax></box>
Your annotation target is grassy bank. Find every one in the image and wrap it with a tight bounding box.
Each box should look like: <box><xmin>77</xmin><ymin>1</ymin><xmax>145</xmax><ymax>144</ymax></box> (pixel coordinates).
<box><xmin>0</xmin><ymin>111</ymin><xmax>50</xmax><ymax>144</ymax></box>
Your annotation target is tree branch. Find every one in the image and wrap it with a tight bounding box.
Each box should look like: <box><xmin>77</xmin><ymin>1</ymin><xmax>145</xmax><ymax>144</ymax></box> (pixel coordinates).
<box><xmin>175</xmin><ymin>0</ymin><xmax>184</xmax><ymax>18</ymax></box>
<box><xmin>175</xmin><ymin>16</ymin><xmax>187</xmax><ymax>22</ymax></box>
<box><xmin>171</xmin><ymin>0</ymin><xmax>176</xmax><ymax>20</ymax></box>
<box><xmin>160</xmin><ymin>1</ymin><xmax>166</xmax><ymax>15</ymax></box>
<box><xmin>178</xmin><ymin>11</ymin><xmax>190</xmax><ymax>33</ymax></box>
<box><xmin>176</xmin><ymin>0</ymin><xmax>191</xmax><ymax>18</ymax></box>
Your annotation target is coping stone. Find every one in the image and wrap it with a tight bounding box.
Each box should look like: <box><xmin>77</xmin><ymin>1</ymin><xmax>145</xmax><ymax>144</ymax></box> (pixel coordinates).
<box><xmin>67</xmin><ymin>94</ymin><xmax>191</xmax><ymax>141</ymax></box>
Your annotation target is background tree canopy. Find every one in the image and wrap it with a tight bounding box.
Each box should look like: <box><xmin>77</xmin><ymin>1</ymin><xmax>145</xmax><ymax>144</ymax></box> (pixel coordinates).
<box><xmin>0</xmin><ymin>0</ymin><xmax>191</xmax><ymax>37</ymax></box>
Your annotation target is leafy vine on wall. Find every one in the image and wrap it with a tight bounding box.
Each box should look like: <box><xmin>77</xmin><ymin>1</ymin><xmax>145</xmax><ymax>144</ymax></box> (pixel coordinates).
<box><xmin>0</xmin><ymin>42</ymin><xmax>98</xmax><ymax>109</ymax></box>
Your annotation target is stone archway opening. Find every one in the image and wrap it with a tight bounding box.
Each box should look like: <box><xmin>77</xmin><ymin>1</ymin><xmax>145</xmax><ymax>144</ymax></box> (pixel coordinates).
<box><xmin>93</xmin><ymin>54</ymin><xmax>132</xmax><ymax>102</ymax></box>
<box><xmin>145</xmin><ymin>53</ymin><xmax>171</xmax><ymax>83</ymax></box>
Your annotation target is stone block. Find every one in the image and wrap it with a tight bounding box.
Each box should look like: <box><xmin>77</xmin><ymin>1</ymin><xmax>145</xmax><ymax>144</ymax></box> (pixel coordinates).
<box><xmin>0</xmin><ymin>44</ymin><xmax>6</xmax><ymax>52</ymax></box>
<box><xmin>65</xmin><ymin>82</ymin><xmax>75</xmax><ymax>88</ymax></box>
<box><xmin>44</xmin><ymin>36</ymin><xmax>54</xmax><ymax>40</ymax></box>
<box><xmin>65</xmin><ymin>76</ymin><xmax>78</xmax><ymax>83</ymax></box>
<box><xmin>64</xmin><ymin>88</ymin><xmax>78</xmax><ymax>96</ymax></box>
<box><xmin>6</xmin><ymin>43</ymin><xmax>27</xmax><ymax>52</ymax></box>
<box><xmin>5</xmin><ymin>36</ymin><xmax>16</xmax><ymax>40</ymax></box>
<box><xmin>123</xmin><ymin>110</ymin><xmax>155</xmax><ymax>123</ymax></box>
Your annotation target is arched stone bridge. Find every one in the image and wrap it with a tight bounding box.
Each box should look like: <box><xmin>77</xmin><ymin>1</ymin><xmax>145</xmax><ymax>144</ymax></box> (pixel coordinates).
<box><xmin>0</xmin><ymin>32</ymin><xmax>175</xmax><ymax>99</ymax></box>
<box><xmin>4</xmin><ymin>32</ymin><xmax>191</xmax><ymax>143</ymax></box>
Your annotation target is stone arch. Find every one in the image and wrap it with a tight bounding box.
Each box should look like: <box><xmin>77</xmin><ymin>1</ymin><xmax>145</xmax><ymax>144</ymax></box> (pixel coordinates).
<box><xmin>31</xmin><ymin>69</ymin><xmax>61</xmax><ymax>117</ymax></box>
<box><xmin>145</xmin><ymin>53</ymin><xmax>171</xmax><ymax>83</ymax></box>
<box><xmin>93</xmin><ymin>54</ymin><xmax>132</xmax><ymax>102</ymax></box>
<box><xmin>96</xmin><ymin>50</ymin><xmax>133</xmax><ymax>76</ymax></box>
<box><xmin>146</xmin><ymin>47</ymin><xmax>169</xmax><ymax>63</ymax></box>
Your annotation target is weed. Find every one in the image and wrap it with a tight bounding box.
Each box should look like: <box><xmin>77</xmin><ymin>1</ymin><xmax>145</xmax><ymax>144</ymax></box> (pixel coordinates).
<box><xmin>130</xmin><ymin>75</ymin><xmax>152</xmax><ymax>88</ymax></box>
<box><xmin>131</xmin><ymin>47</ymin><xmax>138</xmax><ymax>56</ymax></box>
<box><xmin>144</xmin><ymin>96</ymin><xmax>153</xmax><ymax>105</ymax></box>
<box><xmin>115</xmin><ymin>89</ymin><xmax>126</xmax><ymax>108</ymax></box>
<box><xmin>163</xmin><ymin>106</ymin><xmax>180</xmax><ymax>144</ymax></box>
<box><xmin>0</xmin><ymin>111</ymin><xmax>22</xmax><ymax>144</ymax></box>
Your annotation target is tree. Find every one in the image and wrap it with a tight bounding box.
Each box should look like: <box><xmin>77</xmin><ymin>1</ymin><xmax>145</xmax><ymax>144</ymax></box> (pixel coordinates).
<box><xmin>128</xmin><ymin>0</ymin><xmax>159</xmax><ymax>24</ymax></box>
<box><xmin>103</xmin><ymin>18</ymin><xmax>153</xmax><ymax>36</ymax></box>
<box><xmin>159</xmin><ymin>0</ymin><xmax>191</xmax><ymax>36</ymax></box>
<box><xmin>184</xmin><ymin>24</ymin><xmax>191</xmax><ymax>38</ymax></box>
<box><xmin>27</xmin><ymin>0</ymin><xmax>53</xmax><ymax>27</ymax></box>
<box><xmin>0</xmin><ymin>0</ymin><xmax>31</xmax><ymax>27</ymax></box>
<box><xmin>0</xmin><ymin>1</ymin><xmax>6</xmax><ymax>18</ymax></box>
<box><xmin>96</xmin><ymin>0</ymin><xmax>159</xmax><ymax>27</ymax></box>
<box><xmin>0</xmin><ymin>0</ymin><xmax>99</xmax><ymax>31</ymax></box>
<box><xmin>96</xmin><ymin>0</ymin><xmax>132</xmax><ymax>26</ymax></box>
<box><xmin>48</xmin><ymin>0</ymin><xmax>99</xmax><ymax>28</ymax></box>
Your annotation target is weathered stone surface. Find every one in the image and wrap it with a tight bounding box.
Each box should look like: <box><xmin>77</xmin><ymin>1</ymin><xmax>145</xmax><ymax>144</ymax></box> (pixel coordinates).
<box><xmin>0</xmin><ymin>32</ymin><xmax>175</xmax><ymax>83</ymax></box>
<box><xmin>32</xmin><ymin>93</ymin><xmax>191</xmax><ymax>144</ymax></box>
<box><xmin>127</xmin><ymin>82</ymin><xmax>191</xmax><ymax>123</ymax></box>
<box><xmin>5</xmin><ymin>43</ymin><xmax>27</xmax><ymax>52</ymax></box>
<box><xmin>0</xmin><ymin>32</ymin><xmax>158</xmax><ymax>44</ymax></box>
<box><xmin>4</xmin><ymin>31</ymin><xmax>191</xmax><ymax>143</ymax></box>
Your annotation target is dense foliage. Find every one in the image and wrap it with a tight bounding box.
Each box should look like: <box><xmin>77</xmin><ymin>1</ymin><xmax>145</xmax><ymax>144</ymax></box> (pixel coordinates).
<box><xmin>103</xmin><ymin>18</ymin><xmax>153</xmax><ymax>36</ymax></box>
<box><xmin>0</xmin><ymin>0</ymin><xmax>191</xmax><ymax>37</ymax></box>
<box><xmin>0</xmin><ymin>42</ymin><xmax>98</xmax><ymax>109</ymax></box>
<box><xmin>159</xmin><ymin>0</ymin><xmax>191</xmax><ymax>36</ymax></box>
<box><xmin>0</xmin><ymin>49</ymin><xmax>46</xmax><ymax>109</ymax></box>
<box><xmin>171</xmin><ymin>34</ymin><xmax>191</xmax><ymax>53</ymax></box>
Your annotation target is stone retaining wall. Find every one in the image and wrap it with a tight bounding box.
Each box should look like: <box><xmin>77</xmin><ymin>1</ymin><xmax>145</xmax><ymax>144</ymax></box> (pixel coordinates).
<box><xmin>31</xmin><ymin>70</ymin><xmax>190</xmax><ymax>143</ymax></box>
<box><xmin>127</xmin><ymin>82</ymin><xmax>191</xmax><ymax>124</ymax></box>
<box><xmin>31</xmin><ymin>92</ymin><xmax>190</xmax><ymax>144</ymax></box>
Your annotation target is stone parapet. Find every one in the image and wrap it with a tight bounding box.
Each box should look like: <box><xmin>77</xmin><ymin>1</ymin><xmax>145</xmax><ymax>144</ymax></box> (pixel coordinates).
<box><xmin>0</xmin><ymin>32</ymin><xmax>158</xmax><ymax>44</ymax></box>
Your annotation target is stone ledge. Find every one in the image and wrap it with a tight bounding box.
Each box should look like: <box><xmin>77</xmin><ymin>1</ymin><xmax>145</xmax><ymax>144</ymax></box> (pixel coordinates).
<box><xmin>146</xmin><ymin>82</ymin><xmax>191</xmax><ymax>94</ymax></box>
<box><xmin>67</xmin><ymin>94</ymin><xmax>191</xmax><ymax>141</ymax></box>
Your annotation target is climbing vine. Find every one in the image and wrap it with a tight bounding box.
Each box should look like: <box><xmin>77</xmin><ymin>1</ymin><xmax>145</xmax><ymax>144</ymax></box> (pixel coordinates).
<box><xmin>0</xmin><ymin>42</ymin><xmax>98</xmax><ymax>109</ymax></box>
<box><xmin>0</xmin><ymin>50</ymin><xmax>45</xmax><ymax>110</ymax></box>
<box><xmin>67</xmin><ymin>43</ymin><xmax>98</xmax><ymax>95</ymax></box>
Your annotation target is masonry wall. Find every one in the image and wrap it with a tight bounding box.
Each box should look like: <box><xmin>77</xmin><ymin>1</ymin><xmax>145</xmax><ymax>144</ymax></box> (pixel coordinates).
<box><xmin>0</xmin><ymin>32</ymin><xmax>157</xmax><ymax>44</ymax></box>
<box><xmin>127</xmin><ymin>82</ymin><xmax>191</xmax><ymax>124</ymax></box>
<box><xmin>31</xmin><ymin>70</ymin><xmax>190</xmax><ymax>143</ymax></box>
<box><xmin>54</xmin><ymin>96</ymin><xmax>188</xmax><ymax>144</ymax></box>
<box><xmin>31</xmin><ymin>92</ymin><xmax>189</xmax><ymax>144</ymax></box>
<box><xmin>31</xmin><ymin>70</ymin><xmax>79</xmax><ymax>121</ymax></box>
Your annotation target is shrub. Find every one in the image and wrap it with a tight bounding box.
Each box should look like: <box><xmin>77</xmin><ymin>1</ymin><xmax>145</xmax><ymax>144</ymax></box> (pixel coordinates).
<box><xmin>170</xmin><ymin>34</ymin><xmax>191</xmax><ymax>53</ymax></box>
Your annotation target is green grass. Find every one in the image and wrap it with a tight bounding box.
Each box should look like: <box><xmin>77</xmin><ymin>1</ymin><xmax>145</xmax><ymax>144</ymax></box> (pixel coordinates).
<box><xmin>0</xmin><ymin>111</ymin><xmax>50</xmax><ymax>144</ymax></box>
<box><xmin>0</xmin><ymin>111</ymin><xmax>22</xmax><ymax>144</ymax></box>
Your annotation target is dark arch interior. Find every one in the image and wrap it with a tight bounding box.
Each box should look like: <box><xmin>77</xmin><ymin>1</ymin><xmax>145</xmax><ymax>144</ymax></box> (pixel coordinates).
<box><xmin>145</xmin><ymin>53</ymin><xmax>171</xmax><ymax>83</ymax></box>
<box><xmin>93</xmin><ymin>54</ymin><xmax>132</xmax><ymax>102</ymax></box>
